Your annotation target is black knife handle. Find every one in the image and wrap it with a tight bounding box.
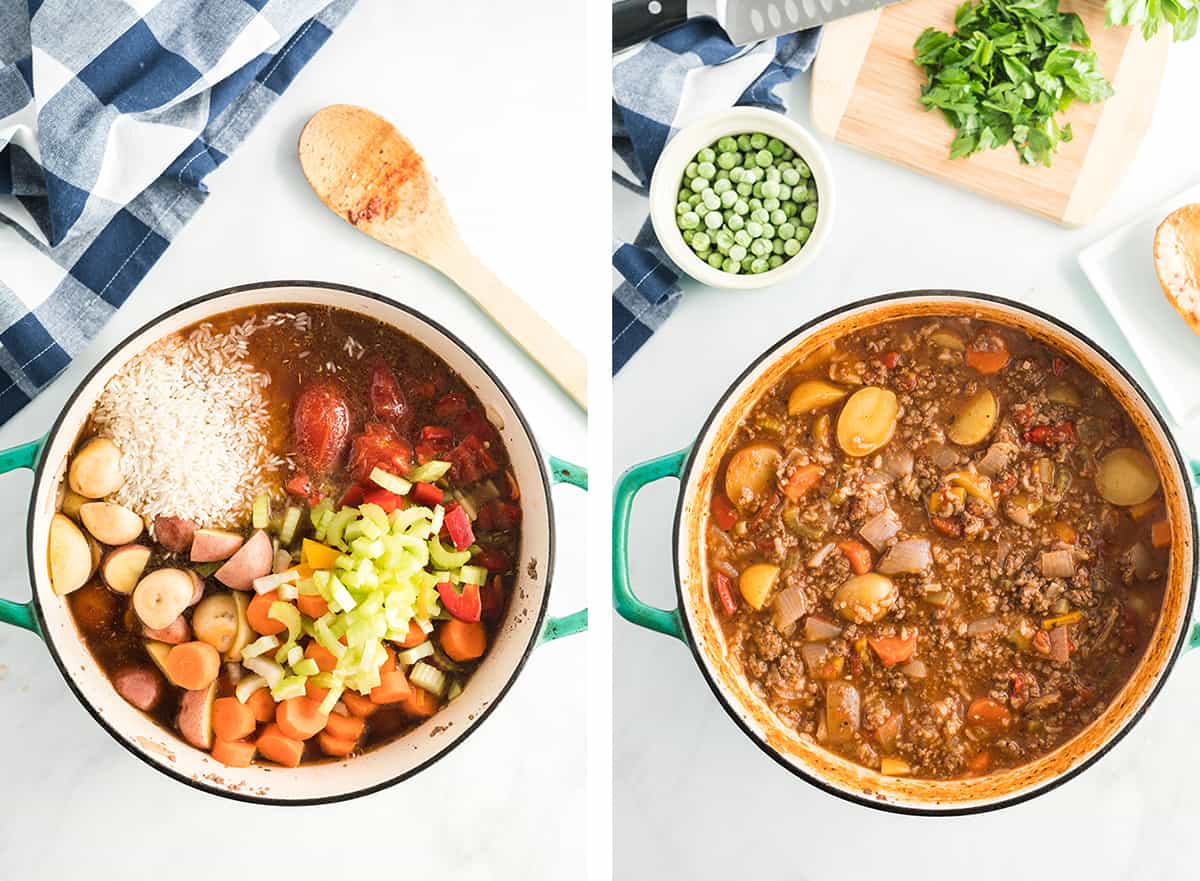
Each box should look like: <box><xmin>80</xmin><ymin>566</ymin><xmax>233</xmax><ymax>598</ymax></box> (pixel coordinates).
<box><xmin>613</xmin><ymin>0</ymin><xmax>688</xmax><ymax>52</ymax></box>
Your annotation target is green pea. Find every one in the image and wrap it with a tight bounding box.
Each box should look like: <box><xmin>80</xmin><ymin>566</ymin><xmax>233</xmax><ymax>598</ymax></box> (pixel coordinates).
<box><xmin>782</xmin><ymin>168</ymin><xmax>800</xmax><ymax>186</ymax></box>
<box><xmin>761</xmin><ymin>180</ymin><xmax>781</xmax><ymax>199</ymax></box>
<box><xmin>755</xmin><ymin>149</ymin><xmax>773</xmax><ymax>168</ymax></box>
<box><xmin>717</xmin><ymin>151</ymin><xmax>739</xmax><ymax>170</ymax></box>
<box><xmin>750</xmin><ymin>208</ymin><xmax>770</xmax><ymax>224</ymax></box>
<box><xmin>767</xmin><ymin>137</ymin><xmax>785</xmax><ymax>156</ymax></box>
<box><xmin>687</xmin><ymin>193</ymin><xmax>701</xmax><ymax>206</ymax></box>
<box><xmin>708</xmin><ymin>252</ymin><xmax>724</xmax><ymax>268</ymax></box>
<box><xmin>717</xmin><ymin>136</ymin><xmax>738</xmax><ymax>153</ymax></box>
<box><xmin>742</xmin><ymin>167</ymin><xmax>759</xmax><ymax>184</ymax></box>
<box><xmin>713</xmin><ymin>178</ymin><xmax>732</xmax><ymax>194</ymax></box>
<box><xmin>778</xmin><ymin>222</ymin><xmax>796</xmax><ymax>240</ymax></box>
<box><xmin>784</xmin><ymin>201</ymin><xmax>798</xmax><ymax>218</ymax></box>
<box><xmin>745</xmin><ymin>221</ymin><xmax>763</xmax><ymax>238</ymax></box>
<box><xmin>765</xmin><ymin>167</ymin><xmax>782</xmax><ymax>184</ymax></box>
<box><xmin>715</xmin><ymin>169</ymin><xmax>730</xmax><ymax>181</ymax></box>
<box><xmin>676</xmin><ymin>202</ymin><xmax>690</xmax><ymax>216</ymax></box>
<box><xmin>736</xmin><ymin>182</ymin><xmax>752</xmax><ymax>197</ymax></box>
<box><xmin>679</xmin><ymin>211</ymin><xmax>700</xmax><ymax>229</ymax></box>
<box><xmin>750</xmin><ymin>132</ymin><xmax>768</xmax><ymax>149</ymax></box>
<box><xmin>720</xmin><ymin>190</ymin><xmax>738</xmax><ymax>208</ymax></box>
<box><xmin>782</xmin><ymin>147</ymin><xmax>795</xmax><ymax>160</ymax></box>
<box><xmin>763</xmin><ymin>197</ymin><xmax>780</xmax><ymax>212</ymax></box>
<box><xmin>797</xmin><ymin>160</ymin><xmax>812</xmax><ymax>178</ymax></box>
<box><xmin>729</xmin><ymin>166</ymin><xmax>744</xmax><ymax>183</ymax></box>
<box><xmin>697</xmin><ymin>161</ymin><xmax>716</xmax><ymax>179</ymax></box>
<box><xmin>752</xmin><ymin>182</ymin><xmax>764</xmax><ymax>199</ymax></box>
<box><xmin>770</xmin><ymin>209</ymin><xmax>786</xmax><ymax>225</ymax></box>
<box><xmin>690</xmin><ymin>177</ymin><xmax>710</xmax><ymax>193</ymax></box>
<box><xmin>697</xmin><ymin>147</ymin><xmax>716</xmax><ymax>163</ymax></box>
<box><xmin>795</xmin><ymin>226</ymin><xmax>811</xmax><ymax>244</ymax></box>
<box><xmin>704</xmin><ymin>211</ymin><xmax>723</xmax><ymax>230</ymax></box>
<box><xmin>737</xmin><ymin>134</ymin><xmax>752</xmax><ymax>151</ymax></box>
<box><xmin>729</xmin><ymin>244</ymin><xmax>748</xmax><ymax>262</ymax></box>
<box><xmin>772</xmin><ymin>239</ymin><xmax>785</xmax><ymax>254</ymax></box>
<box><xmin>748</xmin><ymin>198</ymin><xmax>763</xmax><ymax>211</ymax></box>
<box><xmin>701</xmin><ymin>190</ymin><xmax>720</xmax><ymax>210</ymax></box>
<box><xmin>751</xmin><ymin>258</ymin><xmax>770</xmax><ymax>273</ymax></box>
<box><xmin>751</xmin><ymin>239</ymin><xmax>771</xmax><ymax>257</ymax></box>
<box><xmin>783</xmin><ymin>238</ymin><xmax>801</xmax><ymax>256</ymax></box>
<box><xmin>691</xmin><ymin>231</ymin><xmax>711</xmax><ymax>251</ymax></box>
<box><xmin>778</xmin><ymin>184</ymin><xmax>792</xmax><ymax>201</ymax></box>
<box><xmin>733</xmin><ymin>199</ymin><xmax>750</xmax><ymax>215</ymax></box>
<box><xmin>727</xmin><ymin>213</ymin><xmax>745</xmax><ymax>231</ymax></box>
<box><xmin>715</xmin><ymin>229</ymin><xmax>735</xmax><ymax>249</ymax></box>
<box><xmin>685</xmin><ymin>162</ymin><xmax>698</xmax><ymax>179</ymax></box>
<box><xmin>682</xmin><ymin>229</ymin><xmax>695</xmax><ymax>244</ymax></box>
<box><xmin>723</xmin><ymin>258</ymin><xmax>741</xmax><ymax>274</ymax></box>
<box><xmin>769</xmin><ymin>255</ymin><xmax>784</xmax><ymax>268</ymax></box>
<box><xmin>792</xmin><ymin>183</ymin><xmax>809</xmax><ymax>201</ymax></box>
<box><xmin>734</xmin><ymin>229</ymin><xmax>752</xmax><ymax>248</ymax></box>
<box><xmin>801</xmin><ymin>204</ymin><xmax>818</xmax><ymax>225</ymax></box>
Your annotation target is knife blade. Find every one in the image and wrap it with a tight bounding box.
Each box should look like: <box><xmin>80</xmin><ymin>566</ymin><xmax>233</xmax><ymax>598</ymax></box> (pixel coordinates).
<box><xmin>613</xmin><ymin>0</ymin><xmax>901</xmax><ymax>52</ymax></box>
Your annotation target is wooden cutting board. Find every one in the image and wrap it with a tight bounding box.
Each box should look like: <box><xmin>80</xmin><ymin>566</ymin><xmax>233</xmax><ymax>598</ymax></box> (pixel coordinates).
<box><xmin>811</xmin><ymin>0</ymin><xmax>1169</xmax><ymax>226</ymax></box>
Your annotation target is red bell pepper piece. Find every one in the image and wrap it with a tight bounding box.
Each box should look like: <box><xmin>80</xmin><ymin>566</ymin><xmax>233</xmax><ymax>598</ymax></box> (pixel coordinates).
<box><xmin>410</xmin><ymin>482</ymin><xmax>444</xmax><ymax>506</ymax></box>
<box><xmin>714</xmin><ymin>572</ymin><xmax>738</xmax><ymax>616</ymax></box>
<box><xmin>711</xmin><ymin>494</ymin><xmax>737</xmax><ymax>531</ymax></box>
<box><xmin>436</xmin><ymin>581</ymin><xmax>482</xmax><ymax>622</ymax></box>
<box><xmin>339</xmin><ymin>484</ymin><xmax>366</xmax><ymax>508</ymax></box>
<box><xmin>1023</xmin><ymin>420</ymin><xmax>1076</xmax><ymax>447</ymax></box>
<box><xmin>444</xmin><ymin>504</ymin><xmax>475</xmax><ymax>551</ymax></box>
<box><xmin>286</xmin><ymin>472</ymin><xmax>319</xmax><ymax>504</ymax></box>
<box><xmin>362</xmin><ymin>486</ymin><xmax>404</xmax><ymax>513</ymax></box>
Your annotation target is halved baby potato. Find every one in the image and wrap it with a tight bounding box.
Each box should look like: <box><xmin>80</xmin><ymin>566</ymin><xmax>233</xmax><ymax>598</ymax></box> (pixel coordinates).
<box><xmin>836</xmin><ymin>387</ymin><xmax>898</xmax><ymax>457</ymax></box>
<box><xmin>192</xmin><ymin>593</ymin><xmax>239</xmax><ymax>654</ymax></box>
<box><xmin>101</xmin><ymin>544</ymin><xmax>152</xmax><ymax>594</ymax></box>
<box><xmin>787</xmin><ymin>380</ymin><xmax>847</xmax><ymax>416</ymax></box>
<box><xmin>133</xmin><ymin>568</ymin><xmax>195</xmax><ymax>631</ymax></box>
<box><xmin>947</xmin><ymin>388</ymin><xmax>998</xmax><ymax>447</ymax></box>
<box><xmin>738</xmin><ymin>563</ymin><xmax>780</xmax><ymax>611</ymax></box>
<box><xmin>1096</xmin><ymin>448</ymin><xmax>1160</xmax><ymax>506</ymax></box>
<box><xmin>725</xmin><ymin>444</ymin><xmax>782</xmax><ymax>509</ymax></box>
<box><xmin>178</xmin><ymin>681</ymin><xmax>217</xmax><ymax>750</ymax></box>
<box><xmin>49</xmin><ymin>513</ymin><xmax>93</xmax><ymax>596</ymax></box>
<box><xmin>79</xmin><ymin>502</ymin><xmax>144</xmax><ymax>545</ymax></box>
<box><xmin>68</xmin><ymin>437</ymin><xmax>124</xmax><ymax>499</ymax></box>
<box><xmin>833</xmin><ymin>573</ymin><xmax>898</xmax><ymax>623</ymax></box>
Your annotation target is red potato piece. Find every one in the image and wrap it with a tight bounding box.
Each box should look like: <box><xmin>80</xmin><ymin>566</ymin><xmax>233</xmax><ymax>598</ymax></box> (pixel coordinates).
<box><xmin>186</xmin><ymin>570</ymin><xmax>204</xmax><ymax>607</ymax></box>
<box><xmin>177</xmin><ymin>682</ymin><xmax>217</xmax><ymax>750</ymax></box>
<box><xmin>49</xmin><ymin>513</ymin><xmax>93</xmax><ymax>596</ymax></box>
<box><xmin>154</xmin><ymin>516</ymin><xmax>198</xmax><ymax>554</ymax></box>
<box><xmin>113</xmin><ymin>666</ymin><xmax>163</xmax><ymax>712</ymax></box>
<box><xmin>101</xmin><ymin>544</ymin><xmax>151</xmax><ymax>595</ymax></box>
<box><xmin>190</xmin><ymin>529</ymin><xmax>244</xmax><ymax>563</ymax></box>
<box><xmin>79</xmin><ymin>502</ymin><xmax>144</xmax><ymax>546</ymax></box>
<box><xmin>143</xmin><ymin>614</ymin><xmax>191</xmax><ymax>645</ymax></box>
<box><xmin>215</xmin><ymin>530</ymin><xmax>272</xmax><ymax>591</ymax></box>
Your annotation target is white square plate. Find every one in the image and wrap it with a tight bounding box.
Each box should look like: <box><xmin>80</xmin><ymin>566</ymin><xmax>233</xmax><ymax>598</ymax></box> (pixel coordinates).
<box><xmin>1079</xmin><ymin>184</ymin><xmax>1200</xmax><ymax>427</ymax></box>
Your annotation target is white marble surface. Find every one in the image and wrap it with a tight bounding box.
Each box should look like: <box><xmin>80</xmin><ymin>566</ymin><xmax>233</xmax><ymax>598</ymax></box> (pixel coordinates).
<box><xmin>614</xmin><ymin>43</ymin><xmax>1200</xmax><ymax>881</ymax></box>
<box><xmin>0</xmin><ymin>3</ymin><xmax>587</xmax><ymax>879</ymax></box>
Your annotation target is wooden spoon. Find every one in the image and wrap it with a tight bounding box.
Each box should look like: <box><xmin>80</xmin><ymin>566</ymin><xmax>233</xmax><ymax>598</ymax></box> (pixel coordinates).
<box><xmin>298</xmin><ymin>105</ymin><xmax>587</xmax><ymax>410</ymax></box>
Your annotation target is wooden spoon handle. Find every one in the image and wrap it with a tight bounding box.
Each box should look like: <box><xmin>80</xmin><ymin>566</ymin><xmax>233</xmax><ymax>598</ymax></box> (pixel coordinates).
<box><xmin>427</xmin><ymin>236</ymin><xmax>587</xmax><ymax>410</ymax></box>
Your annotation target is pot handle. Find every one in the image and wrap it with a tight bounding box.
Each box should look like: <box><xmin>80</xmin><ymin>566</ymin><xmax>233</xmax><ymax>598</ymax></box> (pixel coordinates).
<box><xmin>538</xmin><ymin>456</ymin><xmax>588</xmax><ymax>644</ymax></box>
<box><xmin>0</xmin><ymin>436</ymin><xmax>45</xmax><ymax>635</ymax></box>
<box><xmin>612</xmin><ymin>448</ymin><xmax>688</xmax><ymax>641</ymax></box>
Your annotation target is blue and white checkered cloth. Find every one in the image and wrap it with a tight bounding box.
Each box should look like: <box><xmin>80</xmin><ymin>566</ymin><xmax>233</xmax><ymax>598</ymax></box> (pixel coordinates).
<box><xmin>612</xmin><ymin>22</ymin><xmax>820</xmax><ymax>374</ymax></box>
<box><xmin>0</xmin><ymin>0</ymin><xmax>355</xmax><ymax>425</ymax></box>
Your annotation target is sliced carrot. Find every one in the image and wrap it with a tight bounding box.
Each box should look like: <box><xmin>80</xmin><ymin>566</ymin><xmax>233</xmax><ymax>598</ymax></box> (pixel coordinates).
<box><xmin>305</xmin><ymin>640</ymin><xmax>339</xmax><ymax>673</ymax></box>
<box><xmin>324</xmin><ymin>711</ymin><xmax>365</xmax><ymax>742</ymax></box>
<box><xmin>837</xmin><ymin>540</ymin><xmax>873</xmax><ymax>576</ymax></box>
<box><xmin>305</xmin><ymin>680</ymin><xmax>330</xmax><ymax>703</ymax></box>
<box><xmin>296</xmin><ymin>592</ymin><xmax>330</xmax><ymax>618</ymax></box>
<box><xmin>342</xmin><ymin>690</ymin><xmax>378</xmax><ymax>717</ymax></box>
<box><xmin>399</xmin><ymin>685</ymin><xmax>439</xmax><ymax>719</ymax></box>
<box><xmin>379</xmin><ymin>643</ymin><xmax>396</xmax><ymax>674</ymax></box>
<box><xmin>370</xmin><ymin>669</ymin><xmax>412</xmax><ymax>705</ymax></box>
<box><xmin>317</xmin><ymin>730</ymin><xmax>358</xmax><ymax>758</ymax></box>
<box><xmin>868</xmin><ymin>631</ymin><xmax>917</xmax><ymax>667</ymax></box>
<box><xmin>397</xmin><ymin>619</ymin><xmax>427</xmax><ymax>648</ymax></box>
<box><xmin>247</xmin><ymin>590</ymin><xmax>289</xmax><ymax>636</ymax></box>
<box><xmin>276</xmin><ymin>696</ymin><xmax>329</xmax><ymax>741</ymax></box>
<box><xmin>213</xmin><ymin>696</ymin><xmax>256</xmax><ymax>742</ymax></box>
<box><xmin>301</xmin><ymin>538</ymin><xmax>341</xmax><ymax>570</ymax></box>
<box><xmin>245</xmin><ymin>687</ymin><xmax>276</xmax><ymax>723</ymax></box>
<box><xmin>1151</xmin><ymin>519</ymin><xmax>1172</xmax><ymax>549</ymax></box>
<box><xmin>966</xmin><ymin>750</ymin><xmax>992</xmax><ymax>775</ymax></box>
<box><xmin>783</xmin><ymin>463</ymin><xmax>824</xmax><ymax>503</ymax></box>
<box><xmin>965</xmin><ymin>332</ymin><xmax>1010</xmax><ymax>374</ymax></box>
<box><xmin>256</xmin><ymin>724</ymin><xmax>304</xmax><ymax>768</ymax></box>
<box><xmin>440</xmin><ymin>619</ymin><xmax>487</xmax><ymax>661</ymax></box>
<box><xmin>164</xmin><ymin>641</ymin><xmax>220</xmax><ymax>690</ymax></box>
<box><xmin>966</xmin><ymin>697</ymin><xmax>1011</xmax><ymax>733</ymax></box>
<box><xmin>212</xmin><ymin>738</ymin><xmax>257</xmax><ymax>768</ymax></box>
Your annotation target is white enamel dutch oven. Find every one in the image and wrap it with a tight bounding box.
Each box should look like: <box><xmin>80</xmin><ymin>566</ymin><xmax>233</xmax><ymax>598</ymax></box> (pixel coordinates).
<box><xmin>0</xmin><ymin>281</ymin><xmax>586</xmax><ymax>804</ymax></box>
<box><xmin>614</xmin><ymin>291</ymin><xmax>1199</xmax><ymax>814</ymax></box>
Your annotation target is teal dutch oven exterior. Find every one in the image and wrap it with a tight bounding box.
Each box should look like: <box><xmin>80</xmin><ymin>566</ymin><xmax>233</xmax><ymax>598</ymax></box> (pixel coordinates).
<box><xmin>0</xmin><ymin>281</ymin><xmax>586</xmax><ymax>804</ymax></box>
<box><xmin>614</xmin><ymin>291</ymin><xmax>1198</xmax><ymax>815</ymax></box>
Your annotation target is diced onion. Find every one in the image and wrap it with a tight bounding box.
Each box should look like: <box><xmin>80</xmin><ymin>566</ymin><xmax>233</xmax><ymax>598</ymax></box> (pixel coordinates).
<box><xmin>859</xmin><ymin>508</ymin><xmax>902</xmax><ymax>551</ymax></box>
<box><xmin>254</xmin><ymin>569</ymin><xmax>300</xmax><ymax>594</ymax></box>
<box><xmin>966</xmin><ymin>616</ymin><xmax>999</xmax><ymax>636</ymax></box>
<box><xmin>243</xmin><ymin>635</ymin><xmax>280</xmax><ymax>659</ymax></box>
<box><xmin>877</xmin><ymin>539</ymin><xmax>932</xmax><ymax>574</ymax></box>
<box><xmin>409</xmin><ymin>661</ymin><xmax>447</xmax><ymax>697</ymax></box>
<box><xmin>899</xmin><ymin>659</ymin><xmax>927</xmax><ymax>679</ymax></box>
<box><xmin>398</xmin><ymin>641</ymin><xmax>434</xmax><ymax>666</ymax></box>
<box><xmin>1040</xmin><ymin>549</ymin><xmax>1076</xmax><ymax>579</ymax></box>
<box><xmin>772</xmin><ymin>586</ymin><xmax>808</xmax><ymax>631</ymax></box>
<box><xmin>804</xmin><ymin>616</ymin><xmax>843</xmax><ymax>641</ymax></box>
<box><xmin>235</xmin><ymin>674</ymin><xmax>268</xmax><ymax>703</ymax></box>
<box><xmin>243</xmin><ymin>656</ymin><xmax>283</xmax><ymax>688</ymax></box>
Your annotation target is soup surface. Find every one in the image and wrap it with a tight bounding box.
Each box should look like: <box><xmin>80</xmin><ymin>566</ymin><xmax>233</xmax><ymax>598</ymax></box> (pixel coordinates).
<box><xmin>54</xmin><ymin>305</ymin><xmax>521</xmax><ymax>768</ymax></box>
<box><xmin>706</xmin><ymin>317</ymin><xmax>1169</xmax><ymax>779</ymax></box>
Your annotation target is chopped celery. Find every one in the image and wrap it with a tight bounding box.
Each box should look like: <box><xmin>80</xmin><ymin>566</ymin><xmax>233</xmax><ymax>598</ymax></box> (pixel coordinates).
<box><xmin>235</xmin><ymin>674</ymin><xmax>268</xmax><ymax>703</ymax></box>
<box><xmin>398</xmin><ymin>641</ymin><xmax>434</xmax><ymax>666</ymax></box>
<box><xmin>391</xmin><ymin>506</ymin><xmax>434</xmax><ymax>532</ymax></box>
<box><xmin>318</xmin><ymin>684</ymin><xmax>345</xmax><ymax>715</ymax></box>
<box><xmin>253</xmin><ymin>494</ymin><xmax>270</xmax><ymax>529</ymax></box>
<box><xmin>454</xmin><ymin>490</ymin><xmax>478</xmax><ymax>521</ymax></box>
<box><xmin>360</xmin><ymin>502</ymin><xmax>390</xmax><ymax>532</ymax></box>
<box><xmin>429</xmin><ymin>537</ymin><xmax>471</xmax><ymax>570</ymax></box>
<box><xmin>446</xmin><ymin>679</ymin><xmax>463</xmax><ymax>701</ymax></box>
<box><xmin>310</xmin><ymin>498</ymin><xmax>333</xmax><ymax>531</ymax></box>
<box><xmin>331</xmin><ymin>578</ymin><xmax>356</xmax><ymax>613</ymax></box>
<box><xmin>253</xmin><ymin>569</ymin><xmax>300</xmax><ymax>594</ymax></box>
<box><xmin>280</xmin><ymin>505</ymin><xmax>303</xmax><ymax>545</ymax></box>
<box><xmin>278</xmin><ymin>582</ymin><xmax>299</xmax><ymax>601</ymax></box>
<box><xmin>407</xmin><ymin>460</ymin><xmax>452</xmax><ymax>483</ymax></box>
<box><xmin>409</xmin><ymin>661</ymin><xmax>447</xmax><ymax>697</ymax></box>
<box><xmin>325</xmin><ymin>507</ymin><xmax>358</xmax><ymax>549</ymax></box>
<box><xmin>293</xmin><ymin>658</ymin><xmax>320</xmax><ymax>677</ymax></box>
<box><xmin>269</xmin><ymin>602</ymin><xmax>302</xmax><ymax>644</ymax></box>
<box><xmin>286</xmin><ymin>644</ymin><xmax>304</xmax><ymax>667</ymax></box>
<box><xmin>243</xmin><ymin>656</ymin><xmax>283</xmax><ymax>688</ymax></box>
<box><xmin>314</xmin><ymin>616</ymin><xmax>346</xmax><ymax>658</ymax></box>
<box><xmin>271</xmin><ymin>675</ymin><xmax>308</xmax><ymax>701</ymax></box>
<box><xmin>370</xmin><ymin>467</ymin><xmax>412</xmax><ymax>496</ymax></box>
<box><xmin>430</xmin><ymin>504</ymin><xmax>445</xmax><ymax>536</ymax></box>
<box><xmin>459</xmin><ymin>565</ymin><xmax>487</xmax><ymax>586</ymax></box>
<box><xmin>243</xmin><ymin>635</ymin><xmax>280</xmax><ymax>659</ymax></box>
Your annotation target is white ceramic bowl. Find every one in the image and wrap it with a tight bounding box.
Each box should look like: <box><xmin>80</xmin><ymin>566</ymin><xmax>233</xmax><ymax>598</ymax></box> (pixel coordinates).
<box><xmin>649</xmin><ymin>107</ymin><xmax>835</xmax><ymax>291</ymax></box>
<box><xmin>0</xmin><ymin>281</ymin><xmax>586</xmax><ymax>804</ymax></box>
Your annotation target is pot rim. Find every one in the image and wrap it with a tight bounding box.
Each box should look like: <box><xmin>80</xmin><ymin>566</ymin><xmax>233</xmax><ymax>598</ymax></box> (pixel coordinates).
<box><xmin>26</xmin><ymin>279</ymin><xmax>556</xmax><ymax>806</ymax></box>
<box><xmin>670</xmin><ymin>288</ymin><xmax>1197</xmax><ymax>816</ymax></box>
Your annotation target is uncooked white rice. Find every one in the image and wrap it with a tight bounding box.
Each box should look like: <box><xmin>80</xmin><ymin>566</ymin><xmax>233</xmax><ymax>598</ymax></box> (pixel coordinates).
<box><xmin>90</xmin><ymin>313</ymin><xmax>305</xmax><ymax>528</ymax></box>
